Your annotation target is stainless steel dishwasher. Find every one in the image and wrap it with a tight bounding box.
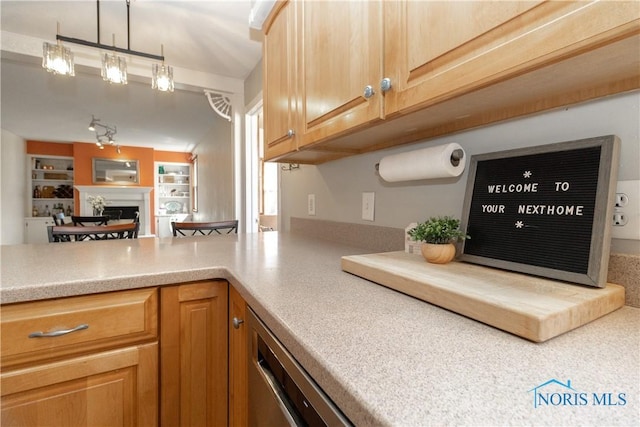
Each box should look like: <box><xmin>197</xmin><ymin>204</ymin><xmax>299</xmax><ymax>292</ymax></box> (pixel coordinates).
<box><xmin>247</xmin><ymin>308</ymin><xmax>352</xmax><ymax>426</ymax></box>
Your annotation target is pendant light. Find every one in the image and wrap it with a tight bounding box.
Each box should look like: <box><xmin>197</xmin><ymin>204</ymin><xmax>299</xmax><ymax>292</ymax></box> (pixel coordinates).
<box><xmin>42</xmin><ymin>1</ymin><xmax>172</xmax><ymax>91</ymax></box>
<box><xmin>102</xmin><ymin>35</ymin><xmax>128</xmax><ymax>85</ymax></box>
<box><xmin>152</xmin><ymin>44</ymin><xmax>174</xmax><ymax>92</ymax></box>
<box><xmin>42</xmin><ymin>23</ymin><xmax>75</xmax><ymax>76</ymax></box>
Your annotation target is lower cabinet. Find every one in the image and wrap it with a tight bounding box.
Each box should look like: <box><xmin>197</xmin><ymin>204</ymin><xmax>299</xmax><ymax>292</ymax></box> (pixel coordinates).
<box><xmin>1</xmin><ymin>344</ymin><xmax>158</xmax><ymax>426</ymax></box>
<box><xmin>156</xmin><ymin>214</ymin><xmax>189</xmax><ymax>238</ymax></box>
<box><xmin>160</xmin><ymin>280</ymin><xmax>229</xmax><ymax>426</ymax></box>
<box><xmin>229</xmin><ymin>285</ymin><xmax>248</xmax><ymax>427</ymax></box>
<box><xmin>0</xmin><ymin>288</ymin><xmax>159</xmax><ymax>426</ymax></box>
<box><xmin>24</xmin><ymin>217</ymin><xmax>56</xmax><ymax>244</ymax></box>
<box><xmin>1</xmin><ymin>280</ymin><xmax>249</xmax><ymax>427</ymax></box>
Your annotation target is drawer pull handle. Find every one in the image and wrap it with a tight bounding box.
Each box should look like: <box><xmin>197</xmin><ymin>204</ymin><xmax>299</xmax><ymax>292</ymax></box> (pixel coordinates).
<box><xmin>28</xmin><ymin>324</ymin><xmax>89</xmax><ymax>338</ymax></box>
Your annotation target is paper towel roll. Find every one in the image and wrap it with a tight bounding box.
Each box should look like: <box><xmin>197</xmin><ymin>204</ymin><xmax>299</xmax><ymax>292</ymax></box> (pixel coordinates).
<box><xmin>377</xmin><ymin>143</ymin><xmax>465</xmax><ymax>182</ymax></box>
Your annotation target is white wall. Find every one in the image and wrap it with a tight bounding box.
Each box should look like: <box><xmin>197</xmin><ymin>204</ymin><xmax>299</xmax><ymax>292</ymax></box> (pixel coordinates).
<box><xmin>0</xmin><ymin>130</ymin><xmax>26</xmax><ymax>245</ymax></box>
<box><xmin>280</xmin><ymin>92</ymin><xmax>640</xmax><ymax>253</ymax></box>
<box><xmin>191</xmin><ymin>115</ymin><xmax>236</xmax><ymax>222</ymax></box>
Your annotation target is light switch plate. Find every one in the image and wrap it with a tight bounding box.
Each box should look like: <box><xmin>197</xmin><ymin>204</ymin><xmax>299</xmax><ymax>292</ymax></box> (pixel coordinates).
<box><xmin>362</xmin><ymin>192</ymin><xmax>375</xmax><ymax>221</ymax></box>
<box><xmin>308</xmin><ymin>194</ymin><xmax>316</xmax><ymax>216</ymax></box>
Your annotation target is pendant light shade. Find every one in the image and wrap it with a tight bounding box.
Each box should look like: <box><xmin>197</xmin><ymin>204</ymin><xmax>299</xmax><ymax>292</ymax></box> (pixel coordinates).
<box><xmin>42</xmin><ymin>41</ymin><xmax>75</xmax><ymax>76</ymax></box>
<box><xmin>102</xmin><ymin>52</ymin><xmax>128</xmax><ymax>84</ymax></box>
<box><xmin>151</xmin><ymin>63</ymin><xmax>174</xmax><ymax>92</ymax></box>
<box><xmin>151</xmin><ymin>45</ymin><xmax>174</xmax><ymax>92</ymax></box>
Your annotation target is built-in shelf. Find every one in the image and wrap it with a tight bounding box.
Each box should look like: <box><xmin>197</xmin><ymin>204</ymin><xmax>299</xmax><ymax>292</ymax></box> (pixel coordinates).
<box><xmin>155</xmin><ymin>162</ymin><xmax>192</xmax><ymax>216</ymax></box>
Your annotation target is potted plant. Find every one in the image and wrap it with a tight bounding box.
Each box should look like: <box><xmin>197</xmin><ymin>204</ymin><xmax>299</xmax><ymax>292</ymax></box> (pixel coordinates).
<box><xmin>408</xmin><ymin>216</ymin><xmax>469</xmax><ymax>264</ymax></box>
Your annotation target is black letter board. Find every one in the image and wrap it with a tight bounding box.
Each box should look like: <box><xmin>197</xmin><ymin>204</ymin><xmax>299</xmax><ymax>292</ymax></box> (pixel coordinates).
<box><xmin>459</xmin><ymin>135</ymin><xmax>620</xmax><ymax>287</ymax></box>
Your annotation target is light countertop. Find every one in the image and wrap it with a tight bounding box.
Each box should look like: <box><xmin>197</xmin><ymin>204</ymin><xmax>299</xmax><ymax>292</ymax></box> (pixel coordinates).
<box><xmin>1</xmin><ymin>233</ymin><xmax>638</xmax><ymax>426</ymax></box>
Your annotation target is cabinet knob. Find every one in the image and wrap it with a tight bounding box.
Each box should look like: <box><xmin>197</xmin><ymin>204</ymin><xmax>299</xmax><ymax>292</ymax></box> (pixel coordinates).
<box><xmin>232</xmin><ymin>317</ymin><xmax>244</xmax><ymax>329</ymax></box>
<box><xmin>287</xmin><ymin>129</ymin><xmax>295</xmax><ymax>138</ymax></box>
<box><xmin>380</xmin><ymin>77</ymin><xmax>392</xmax><ymax>92</ymax></box>
<box><xmin>363</xmin><ymin>85</ymin><xmax>375</xmax><ymax>99</ymax></box>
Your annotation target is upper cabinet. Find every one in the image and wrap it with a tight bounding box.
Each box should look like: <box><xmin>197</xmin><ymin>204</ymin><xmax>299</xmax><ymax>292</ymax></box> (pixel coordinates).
<box><xmin>263</xmin><ymin>0</ymin><xmax>298</xmax><ymax>161</ymax></box>
<box><xmin>262</xmin><ymin>0</ymin><xmax>640</xmax><ymax>164</ymax></box>
<box><xmin>297</xmin><ymin>1</ymin><xmax>384</xmax><ymax>148</ymax></box>
<box><xmin>382</xmin><ymin>1</ymin><xmax>543</xmax><ymax>115</ymax></box>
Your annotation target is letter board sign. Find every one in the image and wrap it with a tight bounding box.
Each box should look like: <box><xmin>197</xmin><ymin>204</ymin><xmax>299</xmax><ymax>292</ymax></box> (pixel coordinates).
<box><xmin>459</xmin><ymin>135</ymin><xmax>620</xmax><ymax>287</ymax></box>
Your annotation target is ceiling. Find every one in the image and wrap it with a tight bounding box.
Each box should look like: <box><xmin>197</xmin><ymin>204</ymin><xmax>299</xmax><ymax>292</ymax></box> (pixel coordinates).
<box><xmin>0</xmin><ymin>0</ymin><xmax>264</xmax><ymax>152</ymax></box>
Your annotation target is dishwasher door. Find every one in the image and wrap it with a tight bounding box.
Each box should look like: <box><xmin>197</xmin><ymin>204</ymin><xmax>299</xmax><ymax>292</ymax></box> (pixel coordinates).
<box><xmin>247</xmin><ymin>309</ymin><xmax>352</xmax><ymax>427</ymax></box>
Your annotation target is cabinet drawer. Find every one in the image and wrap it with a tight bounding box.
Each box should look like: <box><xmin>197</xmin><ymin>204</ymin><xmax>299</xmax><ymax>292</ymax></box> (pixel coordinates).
<box><xmin>1</xmin><ymin>288</ymin><xmax>158</xmax><ymax>368</ymax></box>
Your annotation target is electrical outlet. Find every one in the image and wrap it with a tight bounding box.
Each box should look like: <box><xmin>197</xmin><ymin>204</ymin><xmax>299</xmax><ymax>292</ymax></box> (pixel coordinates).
<box><xmin>615</xmin><ymin>193</ymin><xmax>629</xmax><ymax>208</ymax></box>
<box><xmin>612</xmin><ymin>212</ymin><xmax>628</xmax><ymax>226</ymax></box>
<box><xmin>611</xmin><ymin>180</ymin><xmax>640</xmax><ymax>240</ymax></box>
<box><xmin>362</xmin><ymin>192</ymin><xmax>375</xmax><ymax>221</ymax></box>
<box><xmin>308</xmin><ymin>194</ymin><xmax>316</xmax><ymax>216</ymax></box>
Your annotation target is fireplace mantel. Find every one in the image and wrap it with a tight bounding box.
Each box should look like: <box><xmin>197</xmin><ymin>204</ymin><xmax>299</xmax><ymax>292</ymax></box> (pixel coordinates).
<box><xmin>75</xmin><ymin>186</ymin><xmax>153</xmax><ymax>235</ymax></box>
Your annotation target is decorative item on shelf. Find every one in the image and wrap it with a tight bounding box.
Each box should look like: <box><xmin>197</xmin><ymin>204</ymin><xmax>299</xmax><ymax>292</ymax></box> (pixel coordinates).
<box><xmin>408</xmin><ymin>216</ymin><xmax>470</xmax><ymax>264</ymax></box>
<box><xmin>88</xmin><ymin>194</ymin><xmax>107</xmax><ymax>216</ymax></box>
<box><xmin>44</xmin><ymin>172</ymin><xmax>69</xmax><ymax>180</ymax></box>
<box><xmin>164</xmin><ymin>201</ymin><xmax>182</xmax><ymax>214</ymax></box>
<box><xmin>41</xmin><ymin>186</ymin><xmax>56</xmax><ymax>198</ymax></box>
<box><xmin>54</xmin><ymin>185</ymin><xmax>74</xmax><ymax>199</ymax></box>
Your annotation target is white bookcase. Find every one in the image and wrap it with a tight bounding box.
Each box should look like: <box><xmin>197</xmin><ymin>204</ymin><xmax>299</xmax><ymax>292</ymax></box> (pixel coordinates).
<box><xmin>155</xmin><ymin>162</ymin><xmax>192</xmax><ymax>236</ymax></box>
<box><xmin>26</xmin><ymin>155</ymin><xmax>75</xmax><ymax>243</ymax></box>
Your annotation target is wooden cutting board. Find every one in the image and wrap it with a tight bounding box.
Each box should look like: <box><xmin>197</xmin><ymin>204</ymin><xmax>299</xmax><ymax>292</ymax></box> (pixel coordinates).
<box><xmin>341</xmin><ymin>251</ymin><xmax>625</xmax><ymax>342</ymax></box>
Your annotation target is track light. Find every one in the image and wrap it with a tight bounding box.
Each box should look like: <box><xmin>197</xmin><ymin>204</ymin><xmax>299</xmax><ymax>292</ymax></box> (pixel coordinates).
<box><xmin>89</xmin><ymin>115</ymin><xmax>119</xmax><ymax>153</ymax></box>
<box><xmin>88</xmin><ymin>115</ymin><xmax>98</xmax><ymax>131</ymax></box>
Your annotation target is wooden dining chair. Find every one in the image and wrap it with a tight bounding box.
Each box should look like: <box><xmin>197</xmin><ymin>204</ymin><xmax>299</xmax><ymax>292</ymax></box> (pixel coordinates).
<box><xmin>71</xmin><ymin>215</ymin><xmax>109</xmax><ymax>226</ymax></box>
<box><xmin>47</xmin><ymin>223</ymin><xmax>140</xmax><ymax>242</ymax></box>
<box><xmin>171</xmin><ymin>220</ymin><xmax>238</xmax><ymax>237</ymax></box>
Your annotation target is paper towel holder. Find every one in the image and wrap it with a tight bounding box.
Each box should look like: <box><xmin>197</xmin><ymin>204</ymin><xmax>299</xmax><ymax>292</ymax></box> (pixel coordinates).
<box><xmin>374</xmin><ymin>148</ymin><xmax>464</xmax><ymax>172</ymax></box>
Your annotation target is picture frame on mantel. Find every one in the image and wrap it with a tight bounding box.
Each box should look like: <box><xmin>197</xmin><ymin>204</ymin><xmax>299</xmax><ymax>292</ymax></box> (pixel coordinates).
<box><xmin>459</xmin><ymin>135</ymin><xmax>620</xmax><ymax>288</ymax></box>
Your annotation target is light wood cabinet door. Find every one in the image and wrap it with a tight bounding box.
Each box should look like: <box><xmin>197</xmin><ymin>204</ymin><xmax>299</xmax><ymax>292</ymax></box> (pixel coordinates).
<box><xmin>229</xmin><ymin>286</ymin><xmax>248</xmax><ymax>427</ymax></box>
<box><xmin>160</xmin><ymin>280</ymin><xmax>228</xmax><ymax>427</ymax></box>
<box><xmin>298</xmin><ymin>0</ymin><xmax>384</xmax><ymax>147</ymax></box>
<box><xmin>383</xmin><ymin>0</ymin><xmax>639</xmax><ymax>116</ymax></box>
<box><xmin>263</xmin><ymin>0</ymin><xmax>298</xmax><ymax>161</ymax></box>
<box><xmin>383</xmin><ymin>0</ymin><xmax>543</xmax><ymax>115</ymax></box>
<box><xmin>1</xmin><ymin>343</ymin><xmax>158</xmax><ymax>427</ymax></box>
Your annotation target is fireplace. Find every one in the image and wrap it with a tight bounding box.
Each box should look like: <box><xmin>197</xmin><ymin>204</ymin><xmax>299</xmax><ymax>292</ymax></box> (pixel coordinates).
<box><xmin>104</xmin><ymin>206</ymin><xmax>140</xmax><ymax>220</ymax></box>
<box><xmin>75</xmin><ymin>186</ymin><xmax>153</xmax><ymax>236</ymax></box>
